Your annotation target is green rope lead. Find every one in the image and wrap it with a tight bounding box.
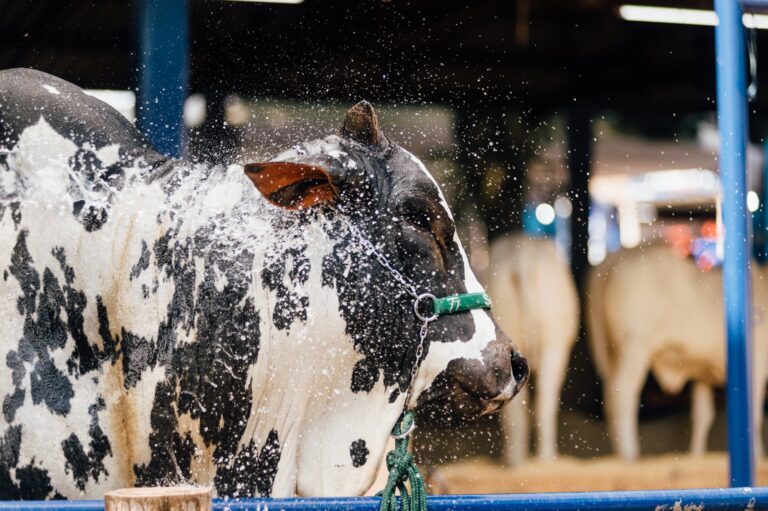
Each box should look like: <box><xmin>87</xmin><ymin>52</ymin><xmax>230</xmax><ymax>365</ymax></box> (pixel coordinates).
<box><xmin>377</xmin><ymin>412</ymin><xmax>427</xmax><ymax>511</ymax></box>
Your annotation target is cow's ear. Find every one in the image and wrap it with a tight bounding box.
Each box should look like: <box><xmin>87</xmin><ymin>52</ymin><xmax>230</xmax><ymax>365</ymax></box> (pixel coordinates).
<box><xmin>339</xmin><ymin>100</ymin><xmax>386</xmax><ymax>147</ymax></box>
<box><xmin>244</xmin><ymin>162</ymin><xmax>337</xmax><ymax>210</ymax></box>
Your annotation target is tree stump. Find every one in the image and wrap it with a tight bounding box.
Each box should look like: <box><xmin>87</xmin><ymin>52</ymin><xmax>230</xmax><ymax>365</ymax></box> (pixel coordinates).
<box><xmin>105</xmin><ymin>486</ymin><xmax>212</xmax><ymax>511</ymax></box>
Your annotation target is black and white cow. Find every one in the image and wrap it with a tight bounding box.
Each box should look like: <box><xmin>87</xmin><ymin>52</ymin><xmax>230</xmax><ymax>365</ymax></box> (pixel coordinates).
<box><xmin>0</xmin><ymin>68</ymin><xmax>528</xmax><ymax>499</ymax></box>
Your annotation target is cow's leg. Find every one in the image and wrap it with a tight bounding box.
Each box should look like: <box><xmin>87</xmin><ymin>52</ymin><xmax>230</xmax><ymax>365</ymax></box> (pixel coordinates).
<box><xmin>535</xmin><ymin>344</ymin><xmax>570</xmax><ymax>460</ymax></box>
<box><xmin>605</xmin><ymin>345</ymin><xmax>648</xmax><ymax>461</ymax></box>
<box><xmin>690</xmin><ymin>381</ymin><xmax>715</xmax><ymax>455</ymax></box>
<box><xmin>502</xmin><ymin>384</ymin><xmax>530</xmax><ymax>467</ymax></box>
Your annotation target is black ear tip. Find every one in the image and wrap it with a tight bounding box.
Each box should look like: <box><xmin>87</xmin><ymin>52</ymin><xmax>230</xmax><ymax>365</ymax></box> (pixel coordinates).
<box><xmin>244</xmin><ymin>163</ymin><xmax>265</xmax><ymax>174</ymax></box>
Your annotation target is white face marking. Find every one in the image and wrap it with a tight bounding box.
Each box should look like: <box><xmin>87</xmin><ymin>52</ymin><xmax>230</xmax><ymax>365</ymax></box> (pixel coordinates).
<box><xmin>398</xmin><ymin>150</ymin><xmax>505</xmax><ymax>405</ymax></box>
<box><xmin>409</xmin><ymin>306</ymin><xmax>497</xmax><ymax>404</ymax></box>
<box><xmin>402</xmin><ymin>148</ymin><xmax>454</xmax><ymax>221</ymax></box>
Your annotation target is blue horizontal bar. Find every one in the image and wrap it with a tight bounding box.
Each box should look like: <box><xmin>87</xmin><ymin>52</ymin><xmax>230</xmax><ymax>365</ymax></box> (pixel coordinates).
<box><xmin>1</xmin><ymin>488</ymin><xmax>767</xmax><ymax>511</ymax></box>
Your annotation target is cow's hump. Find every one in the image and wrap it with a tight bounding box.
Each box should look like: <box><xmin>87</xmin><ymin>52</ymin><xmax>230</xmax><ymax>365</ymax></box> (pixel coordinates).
<box><xmin>0</xmin><ymin>68</ymin><xmax>166</xmax><ymax>171</ymax></box>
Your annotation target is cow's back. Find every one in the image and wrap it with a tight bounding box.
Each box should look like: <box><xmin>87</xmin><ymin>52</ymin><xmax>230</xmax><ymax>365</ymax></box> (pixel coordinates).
<box><xmin>0</xmin><ymin>68</ymin><xmax>164</xmax><ymax>169</ymax></box>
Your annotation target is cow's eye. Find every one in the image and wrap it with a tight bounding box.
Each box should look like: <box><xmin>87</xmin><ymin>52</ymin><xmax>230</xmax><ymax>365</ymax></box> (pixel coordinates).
<box><xmin>402</xmin><ymin>209</ymin><xmax>432</xmax><ymax>231</ymax></box>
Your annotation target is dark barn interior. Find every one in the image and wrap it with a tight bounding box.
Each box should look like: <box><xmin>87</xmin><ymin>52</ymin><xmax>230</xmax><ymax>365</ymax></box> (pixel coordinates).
<box><xmin>1</xmin><ymin>0</ymin><xmax>755</xmax><ymax>110</ymax></box>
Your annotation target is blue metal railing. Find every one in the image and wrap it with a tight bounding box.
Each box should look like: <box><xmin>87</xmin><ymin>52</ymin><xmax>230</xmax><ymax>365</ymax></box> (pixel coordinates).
<box><xmin>1</xmin><ymin>489</ymin><xmax>768</xmax><ymax>511</ymax></box>
<box><xmin>715</xmin><ymin>0</ymin><xmax>756</xmax><ymax>488</ymax></box>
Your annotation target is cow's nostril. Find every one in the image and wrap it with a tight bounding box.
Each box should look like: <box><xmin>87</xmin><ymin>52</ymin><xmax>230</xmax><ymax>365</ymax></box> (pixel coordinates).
<box><xmin>511</xmin><ymin>351</ymin><xmax>530</xmax><ymax>391</ymax></box>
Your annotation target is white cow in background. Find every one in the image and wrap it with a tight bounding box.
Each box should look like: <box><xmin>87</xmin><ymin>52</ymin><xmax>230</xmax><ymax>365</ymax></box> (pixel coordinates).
<box><xmin>488</xmin><ymin>235</ymin><xmax>580</xmax><ymax>466</ymax></box>
<box><xmin>587</xmin><ymin>245</ymin><xmax>768</xmax><ymax>461</ymax></box>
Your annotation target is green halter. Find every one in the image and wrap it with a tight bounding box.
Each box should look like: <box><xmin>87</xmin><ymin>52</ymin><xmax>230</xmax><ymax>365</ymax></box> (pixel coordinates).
<box><xmin>413</xmin><ymin>292</ymin><xmax>492</xmax><ymax>324</ymax></box>
<box><xmin>433</xmin><ymin>292</ymin><xmax>492</xmax><ymax>315</ymax></box>
<box><xmin>434</xmin><ymin>291</ymin><xmax>492</xmax><ymax>314</ymax></box>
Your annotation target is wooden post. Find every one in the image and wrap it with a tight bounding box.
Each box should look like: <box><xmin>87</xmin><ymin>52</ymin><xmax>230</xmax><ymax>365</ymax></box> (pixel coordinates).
<box><xmin>105</xmin><ymin>486</ymin><xmax>212</xmax><ymax>511</ymax></box>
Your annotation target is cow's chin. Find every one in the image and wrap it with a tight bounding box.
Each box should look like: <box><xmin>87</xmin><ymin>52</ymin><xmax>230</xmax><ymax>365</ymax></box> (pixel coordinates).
<box><xmin>413</xmin><ymin>379</ymin><xmax>514</xmax><ymax>425</ymax></box>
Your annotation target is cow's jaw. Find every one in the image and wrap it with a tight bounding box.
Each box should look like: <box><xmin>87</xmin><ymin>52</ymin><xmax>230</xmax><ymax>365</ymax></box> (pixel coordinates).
<box><xmin>294</xmin><ymin>373</ymin><xmax>404</xmax><ymax>496</ymax></box>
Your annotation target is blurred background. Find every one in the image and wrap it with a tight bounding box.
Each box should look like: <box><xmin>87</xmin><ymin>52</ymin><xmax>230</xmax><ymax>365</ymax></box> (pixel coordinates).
<box><xmin>4</xmin><ymin>0</ymin><xmax>768</xmax><ymax>494</ymax></box>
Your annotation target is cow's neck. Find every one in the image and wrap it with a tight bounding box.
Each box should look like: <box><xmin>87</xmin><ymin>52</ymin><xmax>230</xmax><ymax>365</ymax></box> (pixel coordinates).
<box><xmin>133</xmin><ymin>164</ymin><xmax>407</xmax><ymax>496</ymax></box>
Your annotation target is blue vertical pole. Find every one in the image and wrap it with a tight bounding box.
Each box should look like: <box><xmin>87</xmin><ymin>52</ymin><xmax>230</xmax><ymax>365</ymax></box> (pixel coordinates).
<box><xmin>137</xmin><ymin>0</ymin><xmax>189</xmax><ymax>158</ymax></box>
<box><xmin>714</xmin><ymin>0</ymin><xmax>754</xmax><ymax>487</ymax></box>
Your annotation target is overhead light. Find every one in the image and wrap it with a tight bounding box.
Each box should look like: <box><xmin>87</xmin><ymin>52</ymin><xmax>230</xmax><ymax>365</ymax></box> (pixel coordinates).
<box><xmin>225</xmin><ymin>0</ymin><xmax>303</xmax><ymax>4</ymax></box>
<box><xmin>619</xmin><ymin>4</ymin><xmax>768</xmax><ymax>29</ymax></box>
<box><xmin>535</xmin><ymin>203</ymin><xmax>556</xmax><ymax>226</ymax></box>
<box><xmin>748</xmin><ymin>190</ymin><xmax>760</xmax><ymax>212</ymax></box>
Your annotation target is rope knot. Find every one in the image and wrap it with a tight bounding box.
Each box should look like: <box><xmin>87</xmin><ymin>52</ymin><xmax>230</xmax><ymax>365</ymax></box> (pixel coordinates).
<box><xmin>377</xmin><ymin>412</ymin><xmax>427</xmax><ymax>511</ymax></box>
<box><xmin>385</xmin><ymin>448</ymin><xmax>414</xmax><ymax>474</ymax></box>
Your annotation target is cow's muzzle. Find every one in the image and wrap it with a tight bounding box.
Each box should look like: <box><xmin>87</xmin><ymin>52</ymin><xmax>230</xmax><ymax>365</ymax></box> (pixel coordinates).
<box><xmin>482</xmin><ymin>349</ymin><xmax>530</xmax><ymax>414</ymax></box>
<box><xmin>416</xmin><ymin>333</ymin><xmax>529</xmax><ymax>424</ymax></box>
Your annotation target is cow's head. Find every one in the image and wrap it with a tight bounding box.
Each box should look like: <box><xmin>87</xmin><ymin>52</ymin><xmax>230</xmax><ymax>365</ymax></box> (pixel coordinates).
<box><xmin>244</xmin><ymin>101</ymin><xmax>528</xmax><ymax>495</ymax></box>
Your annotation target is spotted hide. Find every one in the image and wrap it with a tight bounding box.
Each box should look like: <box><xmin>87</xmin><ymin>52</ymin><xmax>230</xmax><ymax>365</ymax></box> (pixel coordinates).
<box><xmin>0</xmin><ymin>68</ymin><xmax>528</xmax><ymax>499</ymax></box>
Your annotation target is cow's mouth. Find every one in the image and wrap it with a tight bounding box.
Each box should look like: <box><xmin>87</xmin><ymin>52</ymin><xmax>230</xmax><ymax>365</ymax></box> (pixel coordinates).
<box><xmin>414</xmin><ymin>350</ymin><xmax>528</xmax><ymax>425</ymax></box>
<box><xmin>480</xmin><ymin>377</ymin><xmax>522</xmax><ymax>414</ymax></box>
<box><xmin>413</xmin><ymin>374</ymin><xmax>516</xmax><ymax>425</ymax></box>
